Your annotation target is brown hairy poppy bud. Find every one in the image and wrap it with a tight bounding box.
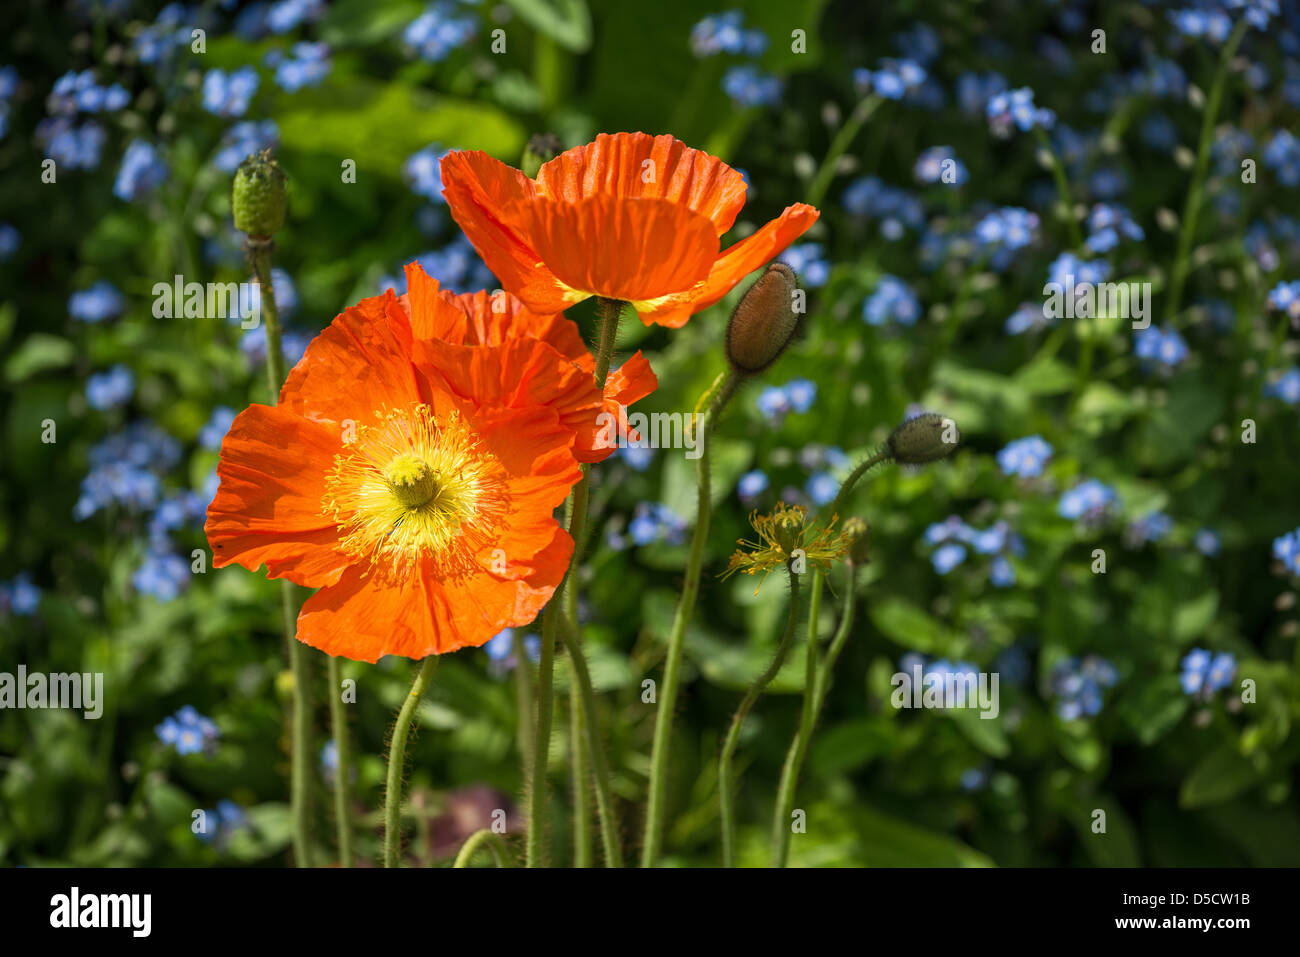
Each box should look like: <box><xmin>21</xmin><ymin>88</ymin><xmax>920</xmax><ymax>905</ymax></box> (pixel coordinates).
<box><xmin>887</xmin><ymin>413</ymin><xmax>960</xmax><ymax>465</ymax></box>
<box><xmin>522</xmin><ymin>133</ymin><xmax>564</xmax><ymax>178</ymax></box>
<box><xmin>841</xmin><ymin>517</ymin><xmax>871</xmax><ymax>565</ymax></box>
<box><xmin>725</xmin><ymin>261</ymin><xmax>803</xmax><ymax>374</ymax></box>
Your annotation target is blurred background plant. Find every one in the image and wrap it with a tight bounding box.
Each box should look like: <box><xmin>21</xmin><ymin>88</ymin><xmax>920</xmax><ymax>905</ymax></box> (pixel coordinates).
<box><xmin>2</xmin><ymin>0</ymin><xmax>1299</xmax><ymax>867</ymax></box>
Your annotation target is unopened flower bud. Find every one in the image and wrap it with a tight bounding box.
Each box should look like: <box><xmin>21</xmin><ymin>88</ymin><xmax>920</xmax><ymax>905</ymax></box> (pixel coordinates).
<box><xmin>522</xmin><ymin>133</ymin><xmax>564</xmax><ymax>178</ymax></box>
<box><xmin>841</xmin><ymin>517</ymin><xmax>871</xmax><ymax>564</ymax></box>
<box><xmin>233</xmin><ymin>149</ymin><xmax>288</xmax><ymax>238</ymax></box>
<box><xmin>887</xmin><ymin>413</ymin><xmax>960</xmax><ymax>465</ymax></box>
<box><xmin>725</xmin><ymin>261</ymin><xmax>803</xmax><ymax>374</ymax></box>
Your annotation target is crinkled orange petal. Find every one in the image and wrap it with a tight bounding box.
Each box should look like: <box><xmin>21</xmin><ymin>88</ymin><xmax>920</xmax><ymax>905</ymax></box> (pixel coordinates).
<box><xmin>402</xmin><ymin>260</ymin><xmax>474</xmax><ymax>343</ymax></box>
<box><xmin>205</xmin><ymin>404</ymin><xmax>350</xmax><ymax>588</ymax></box>
<box><xmin>507</xmin><ymin>195</ymin><xmax>718</xmax><ymax>303</ymax></box>
<box><xmin>536</xmin><ymin>132</ymin><xmax>749</xmax><ymax>237</ymax></box>
<box><xmin>278</xmin><ymin>289</ymin><xmax>421</xmax><ymax>424</ymax></box>
<box><xmin>443</xmin><ymin>286</ymin><xmax>590</xmax><ymax>362</ymax></box>
<box><xmin>681</xmin><ymin>202</ymin><xmax>821</xmax><ymax>318</ymax></box>
<box><xmin>440</xmin><ymin>152</ymin><xmax>577</xmax><ymax>315</ymax></box>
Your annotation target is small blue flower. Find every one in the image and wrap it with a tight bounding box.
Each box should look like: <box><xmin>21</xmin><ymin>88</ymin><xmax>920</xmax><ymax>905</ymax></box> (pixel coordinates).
<box><xmin>214</xmin><ymin>119</ymin><xmax>279</xmax><ymax>174</ymax></box>
<box><xmin>69</xmin><ymin>280</ymin><xmax>125</xmax><ymax>322</ymax></box>
<box><xmin>0</xmin><ymin>573</ymin><xmax>41</xmax><ymax>616</ymax></box>
<box><xmin>272</xmin><ymin>42</ymin><xmax>331</xmax><ymax>92</ymax></box>
<box><xmin>199</xmin><ymin>407</ymin><xmax>237</xmax><ymax>451</ymax></box>
<box><xmin>721</xmin><ymin>65</ymin><xmax>782</xmax><ymax>107</ymax></box>
<box><xmin>986</xmin><ymin>86</ymin><xmax>1054</xmax><ymax>135</ymax></box>
<box><xmin>267</xmin><ymin>0</ymin><xmax>325</xmax><ymax>34</ymax></box>
<box><xmin>778</xmin><ymin>243</ymin><xmax>829</xmax><ymax>287</ymax></box>
<box><xmin>737</xmin><ymin>469</ymin><xmax>769</xmax><ymax>502</ymax></box>
<box><xmin>863</xmin><ymin>275</ymin><xmax>920</xmax><ymax>326</ymax></box>
<box><xmin>914</xmin><ymin>146</ymin><xmax>967</xmax><ymax>186</ymax></box>
<box><xmin>114</xmin><ymin>140</ymin><xmax>168</xmax><ymax>201</ymax></box>
<box><xmin>403</xmin><ymin>2</ymin><xmax>478</xmax><ymax>62</ymax></box>
<box><xmin>134</xmin><ymin>548</ymin><xmax>191</xmax><ymax>601</ymax></box>
<box><xmin>1194</xmin><ymin>529</ymin><xmax>1221</xmax><ymax>556</ymax></box>
<box><xmin>86</xmin><ymin>364</ymin><xmax>135</xmax><ymax>410</ymax></box>
<box><xmin>997</xmin><ymin>435</ymin><xmax>1053</xmax><ymax>478</ymax></box>
<box><xmin>931</xmin><ymin>543</ymin><xmax>967</xmax><ymax>574</ymax></box>
<box><xmin>1264</xmin><ymin>367</ymin><xmax>1300</xmax><ymax>405</ymax></box>
<box><xmin>201</xmin><ymin>67</ymin><xmax>259</xmax><ymax>117</ymax></box>
<box><xmin>805</xmin><ymin>472</ymin><xmax>838</xmax><ymax>507</ymax></box>
<box><xmin>1272</xmin><ymin>527</ymin><xmax>1300</xmax><ymax>575</ymax></box>
<box><xmin>1057</xmin><ymin>479</ymin><xmax>1117</xmax><ymax>522</ymax></box>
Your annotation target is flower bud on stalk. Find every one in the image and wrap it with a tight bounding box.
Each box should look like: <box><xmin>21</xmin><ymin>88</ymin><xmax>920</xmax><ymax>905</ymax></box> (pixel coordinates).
<box><xmin>233</xmin><ymin>148</ymin><xmax>288</xmax><ymax>240</ymax></box>
<box><xmin>841</xmin><ymin>517</ymin><xmax>871</xmax><ymax>565</ymax></box>
<box><xmin>725</xmin><ymin>261</ymin><xmax>803</xmax><ymax>375</ymax></box>
<box><xmin>886</xmin><ymin>413</ymin><xmax>961</xmax><ymax>465</ymax></box>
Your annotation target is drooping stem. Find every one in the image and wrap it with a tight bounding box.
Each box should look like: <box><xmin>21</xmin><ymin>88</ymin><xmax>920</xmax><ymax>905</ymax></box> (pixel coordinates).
<box><xmin>453</xmin><ymin>828</ymin><xmax>516</xmax><ymax>868</ymax></box>
<box><xmin>249</xmin><ymin>238</ymin><xmax>314</xmax><ymax>869</ymax></box>
<box><xmin>641</xmin><ymin>370</ymin><xmax>740</xmax><ymax>867</ymax></box>
<box><xmin>570</xmin><ymin>680</ymin><xmax>592</xmax><ymax>868</ymax></box>
<box><xmin>773</xmin><ymin>561</ymin><xmax>860</xmax><ymax>867</ymax></box>
<box><xmin>383</xmin><ymin>655</ymin><xmax>440</xmax><ymax>868</ymax></box>
<box><xmin>326</xmin><ymin>655</ymin><xmax>353</xmax><ymax>867</ymax></box>
<box><xmin>719</xmin><ymin>571</ymin><xmax>802</xmax><ymax>867</ymax></box>
<box><xmin>827</xmin><ymin>449</ymin><xmax>891</xmax><ymax>521</ymax></box>
<box><xmin>559</xmin><ymin>614</ymin><xmax>624</xmax><ymax>867</ymax></box>
<box><xmin>1165</xmin><ymin>18</ymin><xmax>1249</xmax><ymax>326</ymax></box>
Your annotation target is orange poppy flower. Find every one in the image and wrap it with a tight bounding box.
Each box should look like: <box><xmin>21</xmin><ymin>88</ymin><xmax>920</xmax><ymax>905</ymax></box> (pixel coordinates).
<box><xmin>439</xmin><ymin>132</ymin><xmax>819</xmax><ymax>328</ymax></box>
<box><xmin>397</xmin><ymin>262</ymin><xmax>658</xmax><ymax>462</ymax></box>
<box><xmin>204</xmin><ymin>290</ymin><xmax>597</xmax><ymax>662</ymax></box>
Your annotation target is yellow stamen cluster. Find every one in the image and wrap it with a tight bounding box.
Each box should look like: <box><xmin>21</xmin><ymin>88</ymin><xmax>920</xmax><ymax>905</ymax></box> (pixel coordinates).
<box><xmin>322</xmin><ymin>405</ymin><xmax>508</xmax><ymax>582</ymax></box>
<box><xmin>722</xmin><ymin>502</ymin><xmax>848</xmax><ymax>594</ymax></box>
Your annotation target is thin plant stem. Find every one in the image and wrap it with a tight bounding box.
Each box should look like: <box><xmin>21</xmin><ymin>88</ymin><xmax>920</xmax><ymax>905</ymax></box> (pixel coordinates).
<box><xmin>570</xmin><ymin>680</ymin><xmax>592</xmax><ymax>868</ymax></box>
<box><xmin>807</xmin><ymin>95</ymin><xmax>884</xmax><ymax>209</ymax></box>
<box><xmin>642</xmin><ymin>371</ymin><xmax>740</xmax><ymax>867</ymax></box>
<box><xmin>514</xmin><ymin>629</ymin><xmax>535</xmax><ymax>786</ymax></box>
<box><xmin>326</xmin><ymin>655</ymin><xmax>353</xmax><ymax>867</ymax></box>
<box><xmin>249</xmin><ymin>239</ymin><xmax>314</xmax><ymax>868</ymax></box>
<box><xmin>1032</xmin><ymin>127</ymin><xmax>1083</xmax><ymax>251</ymax></box>
<box><xmin>526</xmin><ymin>297</ymin><xmax>623</xmax><ymax>867</ymax></box>
<box><xmin>719</xmin><ymin>571</ymin><xmax>802</xmax><ymax>867</ymax></box>
<box><xmin>1166</xmin><ymin>18</ymin><xmax>1249</xmax><ymax>326</ymax></box>
<box><xmin>453</xmin><ymin>829</ymin><xmax>516</xmax><ymax>868</ymax></box>
<box><xmin>383</xmin><ymin>656</ymin><xmax>440</xmax><ymax>868</ymax></box>
<box><xmin>827</xmin><ymin>449</ymin><xmax>892</xmax><ymax>520</ymax></box>
<box><xmin>559</xmin><ymin>614</ymin><xmax>624</xmax><ymax>867</ymax></box>
<box><xmin>773</xmin><ymin>561</ymin><xmax>860</xmax><ymax>867</ymax></box>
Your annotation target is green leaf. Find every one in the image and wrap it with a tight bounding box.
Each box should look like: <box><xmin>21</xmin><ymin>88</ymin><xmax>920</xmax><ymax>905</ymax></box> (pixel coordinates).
<box><xmin>869</xmin><ymin>597</ymin><xmax>961</xmax><ymax>654</ymax></box>
<box><xmin>502</xmin><ymin>0</ymin><xmax>592</xmax><ymax>52</ymax></box>
<box><xmin>1180</xmin><ymin>746</ymin><xmax>1262</xmax><ymax>809</ymax></box>
<box><xmin>4</xmin><ymin>334</ymin><xmax>75</xmax><ymax>383</ymax></box>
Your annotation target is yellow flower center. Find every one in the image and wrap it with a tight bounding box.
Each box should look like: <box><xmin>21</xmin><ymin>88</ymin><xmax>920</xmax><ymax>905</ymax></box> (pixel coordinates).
<box><xmin>321</xmin><ymin>405</ymin><xmax>508</xmax><ymax>581</ymax></box>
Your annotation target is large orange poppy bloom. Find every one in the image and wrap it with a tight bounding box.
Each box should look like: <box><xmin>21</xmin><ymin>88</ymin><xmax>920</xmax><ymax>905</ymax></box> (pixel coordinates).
<box><xmin>440</xmin><ymin>132</ymin><xmax>820</xmax><ymax>328</ymax></box>
<box><xmin>397</xmin><ymin>262</ymin><xmax>658</xmax><ymax>462</ymax></box>
<box><xmin>204</xmin><ymin>282</ymin><xmax>604</xmax><ymax>661</ymax></box>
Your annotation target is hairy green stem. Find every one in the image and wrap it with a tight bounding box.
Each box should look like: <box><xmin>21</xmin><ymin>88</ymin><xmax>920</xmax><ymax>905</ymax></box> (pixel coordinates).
<box><xmin>326</xmin><ymin>655</ymin><xmax>353</xmax><ymax>867</ymax></box>
<box><xmin>250</xmin><ymin>239</ymin><xmax>314</xmax><ymax>868</ymax></box>
<box><xmin>827</xmin><ymin>449</ymin><xmax>891</xmax><ymax>521</ymax></box>
<box><xmin>773</xmin><ymin>562</ymin><xmax>860</xmax><ymax>866</ymax></box>
<box><xmin>384</xmin><ymin>656</ymin><xmax>440</xmax><ymax>867</ymax></box>
<box><xmin>719</xmin><ymin>572</ymin><xmax>802</xmax><ymax>867</ymax></box>
<box><xmin>1166</xmin><ymin>18</ymin><xmax>1249</xmax><ymax>325</ymax></box>
<box><xmin>570</xmin><ymin>680</ymin><xmax>592</xmax><ymax>867</ymax></box>
<box><xmin>453</xmin><ymin>828</ymin><xmax>516</xmax><ymax>868</ymax></box>
<box><xmin>642</xmin><ymin>371</ymin><xmax>740</xmax><ymax>867</ymax></box>
<box><xmin>559</xmin><ymin>615</ymin><xmax>624</xmax><ymax>867</ymax></box>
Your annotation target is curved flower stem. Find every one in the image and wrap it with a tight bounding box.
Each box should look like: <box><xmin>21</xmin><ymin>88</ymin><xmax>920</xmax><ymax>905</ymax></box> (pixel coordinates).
<box><xmin>383</xmin><ymin>655</ymin><xmax>440</xmax><ymax>868</ymax></box>
<box><xmin>719</xmin><ymin>571</ymin><xmax>802</xmax><ymax>868</ymax></box>
<box><xmin>642</xmin><ymin>371</ymin><xmax>740</xmax><ymax>867</ymax></box>
<box><xmin>570</xmin><ymin>680</ymin><xmax>592</xmax><ymax>867</ymax></box>
<box><xmin>249</xmin><ymin>238</ymin><xmax>314</xmax><ymax>868</ymax></box>
<box><xmin>453</xmin><ymin>828</ymin><xmax>516</xmax><ymax>868</ymax></box>
<box><xmin>772</xmin><ymin>561</ymin><xmax>860</xmax><ymax>867</ymax></box>
<box><xmin>1165</xmin><ymin>18</ymin><xmax>1249</xmax><ymax>326</ymax></box>
<box><xmin>827</xmin><ymin>449</ymin><xmax>891</xmax><ymax>521</ymax></box>
<box><xmin>806</xmin><ymin>95</ymin><xmax>883</xmax><ymax>209</ymax></box>
<box><xmin>559</xmin><ymin>614</ymin><xmax>624</xmax><ymax>867</ymax></box>
<box><xmin>326</xmin><ymin>655</ymin><xmax>353</xmax><ymax>867</ymax></box>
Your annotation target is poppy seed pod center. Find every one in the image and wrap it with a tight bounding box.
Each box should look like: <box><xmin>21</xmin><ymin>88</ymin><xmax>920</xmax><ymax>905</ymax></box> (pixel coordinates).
<box><xmin>383</xmin><ymin>454</ymin><xmax>440</xmax><ymax>508</ymax></box>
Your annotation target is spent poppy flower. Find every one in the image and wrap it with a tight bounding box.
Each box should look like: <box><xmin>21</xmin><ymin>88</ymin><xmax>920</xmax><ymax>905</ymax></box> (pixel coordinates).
<box><xmin>204</xmin><ymin>285</ymin><xmax>599</xmax><ymax>661</ymax></box>
<box><xmin>398</xmin><ymin>262</ymin><xmax>658</xmax><ymax>462</ymax></box>
<box><xmin>439</xmin><ymin>132</ymin><xmax>819</xmax><ymax>328</ymax></box>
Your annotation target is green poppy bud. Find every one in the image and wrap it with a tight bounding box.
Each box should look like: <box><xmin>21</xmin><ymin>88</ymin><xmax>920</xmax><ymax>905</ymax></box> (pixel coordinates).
<box><xmin>521</xmin><ymin>133</ymin><xmax>564</xmax><ymax>179</ymax></box>
<box><xmin>841</xmin><ymin>517</ymin><xmax>871</xmax><ymax>565</ymax></box>
<box><xmin>725</xmin><ymin>262</ymin><xmax>803</xmax><ymax>374</ymax></box>
<box><xmin>887</xmin><ymin>413</ymin><xmax>960</xmax><ymax>465</ymax></box>
<box><xmin>232</xmin><ymin>149</ymin><xmax>288</xmax><ymax>239</ymax></box>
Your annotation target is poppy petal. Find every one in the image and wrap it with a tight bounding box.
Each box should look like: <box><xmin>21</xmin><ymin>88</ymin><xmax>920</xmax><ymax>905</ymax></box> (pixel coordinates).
<box><xmin>205</xmin><ymin>404</ymin><xmax>349</xmax><ymax>588</ymax></box>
